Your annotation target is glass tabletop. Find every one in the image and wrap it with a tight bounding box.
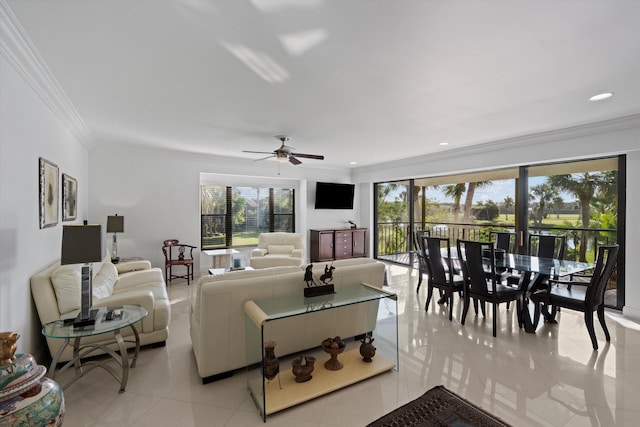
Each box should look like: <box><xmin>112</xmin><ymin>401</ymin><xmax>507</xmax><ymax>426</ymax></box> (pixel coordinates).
<box><xmin>495</xmin><ymin>254</ymin><xmax>594</xmax><ymax>276</ymax></box>
<box><xmin>42</xmin><ymin>305</ymin><xmax>148</xmax><ymax>339</ymax></box>
<box><xmin>443</xmin><ymin>248</ymin><xmax>594</xmax><ymax>276</ymax></box>
<box><xmin>252</xmin><ymin>284</ymin><xmax>396</xmax><ymax>321</ymax></box>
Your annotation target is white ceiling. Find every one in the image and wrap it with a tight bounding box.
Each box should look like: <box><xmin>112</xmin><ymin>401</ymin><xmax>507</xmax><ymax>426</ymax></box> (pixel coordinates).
<box><xmin>6</xmin><ymin>0</ymin><xmax>640</xmax><ymax>169</ymax></box>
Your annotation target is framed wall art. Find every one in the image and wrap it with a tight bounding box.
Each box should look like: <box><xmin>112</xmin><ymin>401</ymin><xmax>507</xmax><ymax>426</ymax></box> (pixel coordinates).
<box><xmin>39</xmin><ymin>157</ymin><xmax>59</xmax><ymax>228</ymax></box>
<box><xmin>62</xmin><ymin>173</ymin><xmax>77</xmax><ymax>221</ymax></box>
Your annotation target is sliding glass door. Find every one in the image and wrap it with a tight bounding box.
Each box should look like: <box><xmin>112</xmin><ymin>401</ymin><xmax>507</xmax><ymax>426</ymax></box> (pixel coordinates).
<box><xmin>374</xmin><ymin>156</ymin><xmax>624</xmax><ymax>309</ymax></box>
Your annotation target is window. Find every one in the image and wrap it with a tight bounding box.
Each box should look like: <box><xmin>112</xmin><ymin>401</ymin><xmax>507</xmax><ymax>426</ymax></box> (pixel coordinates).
<box><xmin>201</xmin><ymin>185</ymin><xmax>294</xmax><ymax>249</ymax></box>
<box><xmin>373</xmin><ymin>156</ymin><xmax>623</xmax><ymax>309</ymax></box>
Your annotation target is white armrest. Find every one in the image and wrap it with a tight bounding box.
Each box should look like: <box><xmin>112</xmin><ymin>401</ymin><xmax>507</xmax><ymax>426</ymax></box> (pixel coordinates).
<box><xmin>116</xmin><ymin>260</ymin><xmax>151</xmax><ymax>274</ymax></box>
<box><xmin>291</xmin><ymin>249</ymin><xmax>304</xmax><ymax>259</ymax></box>
<box><xmin>115</xmin><ymin>268</ymin><xmax>164</xmax><ymax>290</ymax></box>
<box><xmin>252</xmin><ymin>248</ymin><xmax>267</xmax><ymax>257</ymax></box>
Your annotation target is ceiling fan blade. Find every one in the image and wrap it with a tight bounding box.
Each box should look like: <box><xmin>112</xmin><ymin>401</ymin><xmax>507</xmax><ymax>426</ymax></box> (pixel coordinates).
<box><xmin>255</xmin><ymin>154</ymin><xmax>276</xmax><ymax>161</ymax></box>
<box><xmin>289</xmin><ymin>156</ymin><xmax>302</xmax><ymax>165</ymax></box>
<box><xmin>291</xmin><ymin>152</ymin><xmax>324</xmax><ymax>160</ymax></box>
<box><xmin>243</xmin><ymin>150</ymin><xmax>275</xmax><ymax>155</ymax></box>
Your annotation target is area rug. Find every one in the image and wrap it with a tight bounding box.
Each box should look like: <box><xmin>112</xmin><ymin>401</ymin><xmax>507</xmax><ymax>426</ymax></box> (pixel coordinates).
<box><xmin>366</xmin><ymin>385</ymin><xmax>512</xmax><ymax>427</ymax></box>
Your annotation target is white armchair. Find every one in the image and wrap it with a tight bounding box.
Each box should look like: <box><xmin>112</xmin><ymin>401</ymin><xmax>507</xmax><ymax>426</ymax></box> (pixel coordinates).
<box><xmin>249</xmin><ymin>232</ymin><xmax>305</xmax><ymax>269</ymax></box>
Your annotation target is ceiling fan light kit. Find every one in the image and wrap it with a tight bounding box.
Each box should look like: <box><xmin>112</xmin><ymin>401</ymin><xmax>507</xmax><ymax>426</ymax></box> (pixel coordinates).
<box><xmin>242</xmin><ymin>136</ymin><xmax>324</xmax><ymax>166</ymax></box>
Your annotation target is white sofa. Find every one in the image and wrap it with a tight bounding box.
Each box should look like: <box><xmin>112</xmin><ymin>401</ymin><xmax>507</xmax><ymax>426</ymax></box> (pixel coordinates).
<box><xmin>190</xmin><ymin>258</ymin><xmax>386</xmax><ymax>382</ymax></box>
<box><xmin>249</xmin><ymin>232</ymin><xmax>305</xmax><ymax>269</ymax></box>
<box><xmin>30</xmin><ymin>258</ymin><xmax>171</xmax><ymax>362</ymax></box>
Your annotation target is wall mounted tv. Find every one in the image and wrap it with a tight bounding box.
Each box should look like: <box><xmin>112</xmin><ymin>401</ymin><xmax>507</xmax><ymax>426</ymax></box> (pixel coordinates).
<box><xmin>315</xmin><ymin>182</ymin><xmax>355</xmax><ymax>209</ymax></box>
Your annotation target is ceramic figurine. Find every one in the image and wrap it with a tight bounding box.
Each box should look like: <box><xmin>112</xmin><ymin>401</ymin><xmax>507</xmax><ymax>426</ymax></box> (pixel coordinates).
<box><xmin>359</xmin><ymin>336</ymin><xmax>376</xmax><ymax>362</ymax></box>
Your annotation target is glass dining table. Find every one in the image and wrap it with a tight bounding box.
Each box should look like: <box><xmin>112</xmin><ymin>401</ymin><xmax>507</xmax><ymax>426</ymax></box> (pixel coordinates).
<box><xmin>446</xmin><ymin>249</ymin><xmax>594</xmax><ymax>333</ymax></box>
<box><xmin>492</xmin><ymin>253</ymin><xmax>594</xmax><ymax>332</ymax></box>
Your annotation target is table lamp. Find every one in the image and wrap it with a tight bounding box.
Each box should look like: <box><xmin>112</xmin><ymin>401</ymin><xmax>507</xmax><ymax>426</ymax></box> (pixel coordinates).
<box><xmin>61</xmin><ymin>223</ymin><xmax>103</xmax><ymax>328</ymax></box>
<box><xmin>106</xmin><ymin>214</ymin><xmax>124</xmax><ymax>263</ymax></box>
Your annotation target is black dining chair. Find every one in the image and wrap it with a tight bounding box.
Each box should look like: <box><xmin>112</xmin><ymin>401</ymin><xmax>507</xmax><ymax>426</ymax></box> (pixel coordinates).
<box><xmin>529</xmin><ymin>233</ymin><xmax>566</xmax><ymax>259</ymax></box>
<box><xmin>413</xmin><ymin>229</ymin><xmax>430</xmax><ymax>292</ymax></box>
<box><xmin>457</xmin><ymin>239</ymin><xmax>523</xmax><ymax>337</ymax></box>
<box><xmin>506</xmin><ymin>233</ymin><xmax>567</xmax><ymax>288</ymax></box>
<box><xmin>531</xmin><ymin>245</ymin><xmax>619</xmax><ymax>350</ymax></box>
<box><xmin>424</xmin><ymin>236</ymin><xmax>465</xmax><ymax>321</ymax></box>
<box><xmin>490</xmin><ymin>231</ymin><xmax>517</xmax><ymax>254</ymax></box>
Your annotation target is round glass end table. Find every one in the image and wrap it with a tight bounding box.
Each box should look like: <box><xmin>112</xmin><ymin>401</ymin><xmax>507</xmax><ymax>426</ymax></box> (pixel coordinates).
<box><xmin>42</xmin><ymin>305</ymin><xmax>148</xmax><ymax>393</ymax></box>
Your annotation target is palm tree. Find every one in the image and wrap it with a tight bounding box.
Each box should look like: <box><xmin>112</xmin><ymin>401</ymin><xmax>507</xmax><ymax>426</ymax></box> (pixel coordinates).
<box><xmin>552</xmin><ymin>196</ymin><xmax>564</xmax><ymax>219</ymax></box>
<box><xmin>547</xmin><ymin>173</ymin><xmax>607</xmax><ymax>261</ymax></box>
<box><xmin>530</xmin><ymin>183</ymin><xmax>558</xmax><ymax>225</ymax></box>
<box><xmin>462</xmin><ymin>181</ymin><xmax>492</xmax><ymax>223</ymax></box>
<box><xmin>441</xmin><ymin>184</ymin><xmax>466</xmax><ymax>222</ymax></box>
<box><xmin>502</xmin><ymin>196</ymin><xmax>514</xmax><ymax>221</ymax></box>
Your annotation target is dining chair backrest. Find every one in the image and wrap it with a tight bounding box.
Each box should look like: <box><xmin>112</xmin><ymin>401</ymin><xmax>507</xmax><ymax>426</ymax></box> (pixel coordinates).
<box><xmin>490</xmin><ymin>231</ymin><xmax>516</xmax><ymax>253</ymax></box>
<box><xmin>528</xmin><ymin>234</ymin><xmax>566</xmax><ymax>259</ymax></box>
<box><xmin>586</xmin><ymin>245</ymin><xmax>619</xmax><ymax>306</ymax></box>
<box><xmin>457</xmin><ymin>239</ymin><xmax>495</xmax><ymax>297</ymax></box>
<box><xmin>413</xmin><ymin>230</ymin><xmax>430</xmax><ymax>255</ymax></box>
<box><xmin>424</xmin><ymin>236</ymin><xmax>453</xmax><ymax>286</ymax></box>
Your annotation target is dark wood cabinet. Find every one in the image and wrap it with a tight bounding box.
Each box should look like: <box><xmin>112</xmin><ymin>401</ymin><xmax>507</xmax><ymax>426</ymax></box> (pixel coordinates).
<box><xmin>310</xmin><ymin>228</ymin><xmax>367</xmax><ymax>262</ymax></box>
<box><xmin>310</xmin><ymin>230</ymin><xmax>335</xmax><ymax>262</ymax></box>
<box><xmin>352</xmin><ymin>229</ymin><xmax>366</xmax><ymax>257</ymax></box>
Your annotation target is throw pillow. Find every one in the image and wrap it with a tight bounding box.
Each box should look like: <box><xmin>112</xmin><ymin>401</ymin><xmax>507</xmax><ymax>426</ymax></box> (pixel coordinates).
<box><xmin>267</xmin><ymin>244</ymin><xmax>295</xmax><ymax>255</ymax></box>
<box><xmin>51</xmin><ymin>264</ymin><xmax>81</xmax><ymax>314</ymax></box>
<box><xmin>93</xmin><ymin>263</ymin><xmax>118</xmax><ymax>299</ymax></box>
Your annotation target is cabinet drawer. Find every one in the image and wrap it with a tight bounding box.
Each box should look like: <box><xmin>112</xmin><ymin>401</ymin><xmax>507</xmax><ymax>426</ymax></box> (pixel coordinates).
<box><xmin>335</xmin><ymin>231</ymin><xmax>352</xmax><ymax>239</ymax></box>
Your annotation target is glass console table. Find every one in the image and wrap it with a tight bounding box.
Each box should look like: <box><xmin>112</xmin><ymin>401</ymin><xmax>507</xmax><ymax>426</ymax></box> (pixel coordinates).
<box><xmin>244</xmin><ymin>283</ymin><xmax>398</xmax><ymax>421</ymax></box>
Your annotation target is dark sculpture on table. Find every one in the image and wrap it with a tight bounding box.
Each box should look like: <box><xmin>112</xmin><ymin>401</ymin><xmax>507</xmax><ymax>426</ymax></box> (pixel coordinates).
<box><xmin>303</xmin><ymin>263</ymin><xmax>336</xmax><ymax>297</ymax></box>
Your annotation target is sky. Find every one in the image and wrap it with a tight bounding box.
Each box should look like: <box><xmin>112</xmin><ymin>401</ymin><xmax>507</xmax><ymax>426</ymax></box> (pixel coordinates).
<box><xmin>422</xmin><ymin>176</ymin><xmax>573</xmax><ymax>205</ymax></box>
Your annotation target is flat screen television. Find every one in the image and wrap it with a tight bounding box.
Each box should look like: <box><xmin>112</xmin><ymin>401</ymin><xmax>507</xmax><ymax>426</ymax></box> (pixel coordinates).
<box><xmin>315</xmin><ymin>182</ymin><xmax>355</xmax><ymax>209</ymax></box>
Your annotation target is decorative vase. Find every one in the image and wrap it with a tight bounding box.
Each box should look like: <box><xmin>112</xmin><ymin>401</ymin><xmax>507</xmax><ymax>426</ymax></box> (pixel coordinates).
<box><xmin>263</xmin><ymin>341</ymin><xmax>279</xmax><ymax>381</ymax></box>
<box><xmin>291</xmin><ymin>356</ymin><xmax>316</xmax><ymax>383</ymax></box>
<box><xmin>359</xmin><ymin>336</ymin><xmax>376</xmax><ymax>362</ymax></box>
<box><xmin>0</xmin><ymin>333</ymin><xmax>65</xmax><ymax>427</ymax></box>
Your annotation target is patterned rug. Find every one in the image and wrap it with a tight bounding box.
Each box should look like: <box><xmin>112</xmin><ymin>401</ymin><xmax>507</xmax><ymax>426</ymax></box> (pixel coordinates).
<box><xmin>366</xmin><ymin>385</ymin><xmax>512</xmax><ymax>427</ymax></box>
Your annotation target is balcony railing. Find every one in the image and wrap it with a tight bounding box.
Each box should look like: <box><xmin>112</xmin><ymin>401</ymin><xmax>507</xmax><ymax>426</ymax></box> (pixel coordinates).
<box><xmin>377</xmin><ymin>221</ymin><xmax>617</xmax><ymax>263</ymax></box>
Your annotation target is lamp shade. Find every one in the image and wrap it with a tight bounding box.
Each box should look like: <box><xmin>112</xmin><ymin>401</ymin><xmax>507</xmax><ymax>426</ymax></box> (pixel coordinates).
<box><xmin>106</xmin><ymin>215</ymin><xmax>124</xmax><ymax>233</ymax></box>
<box><xmin>61</xmin><ymin>224</ymin><xmax>103</xmax><ymax>265</ymax></box>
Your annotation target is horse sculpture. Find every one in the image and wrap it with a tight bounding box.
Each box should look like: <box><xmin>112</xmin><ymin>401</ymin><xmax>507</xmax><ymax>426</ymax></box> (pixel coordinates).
<box><xmin>319</xmin><ymin>264</ymin><xmax>335</xmax><ymax>284</ymax></box>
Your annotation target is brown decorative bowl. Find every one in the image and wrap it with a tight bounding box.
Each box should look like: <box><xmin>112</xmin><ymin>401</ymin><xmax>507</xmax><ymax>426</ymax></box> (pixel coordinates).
<box><xmin>322</xmin><ymin>344</ymin><xmax>345</xmax><ymax>371</ymax></box>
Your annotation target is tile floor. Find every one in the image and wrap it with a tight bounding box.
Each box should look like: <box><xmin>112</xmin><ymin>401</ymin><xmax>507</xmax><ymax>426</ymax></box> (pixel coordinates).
<box><xmin>57</xmin><ymin>263</ymin><xmax>640</xmax><ymax>426</ymax></box>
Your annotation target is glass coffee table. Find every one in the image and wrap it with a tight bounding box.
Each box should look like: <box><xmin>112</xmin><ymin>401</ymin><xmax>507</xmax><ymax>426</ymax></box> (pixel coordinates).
<box><xmin>42</xmin><ymin>305</ymin><xmax>147</xmax><ymax>393</ymax></box>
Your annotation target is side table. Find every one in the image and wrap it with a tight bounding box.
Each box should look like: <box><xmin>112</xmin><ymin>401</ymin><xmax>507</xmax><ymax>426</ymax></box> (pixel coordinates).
<box><xmin>42</xmin><ymin>305</ymin><xmax>148</xmax><ymax>393</ymax></box>
<box><xmin>203</xmin><ymin>249</ymin><xmax>239</xmax><ymax>269</ymax></box>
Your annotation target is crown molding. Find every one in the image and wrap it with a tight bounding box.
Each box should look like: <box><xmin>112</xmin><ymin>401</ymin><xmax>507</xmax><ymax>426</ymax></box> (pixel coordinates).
<box><xmin>354</xmin><ymin>113</ymin><xmax>640</xmax><ymax>176</ymax></box>
<box><xmin>0</xmin><ymin>0</ymin><xmax>94</xmax><ymax>148</ymax></box>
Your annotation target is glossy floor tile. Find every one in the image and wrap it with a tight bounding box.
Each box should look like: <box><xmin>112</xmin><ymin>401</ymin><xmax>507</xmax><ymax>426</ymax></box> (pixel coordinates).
<box><xmin>58</xmin><ymin>264</ymin><xmax>640</xmax><ymax>426</ymax></box>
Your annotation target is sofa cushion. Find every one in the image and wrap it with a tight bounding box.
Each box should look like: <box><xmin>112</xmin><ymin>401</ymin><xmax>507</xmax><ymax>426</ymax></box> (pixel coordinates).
<box><xmin>51</xmin><ymin>264</ymin><xmax>81</xmax><ymax>314</ymax></box>
<box><xmin>93</xmin><ymin>262</ymin><xmax>118</xmax><ymax>299</ymax></box>
<box><xmin>267</xmin><ymin>244</ymin><xmax>295</xmax><ymax>255</ymax></box>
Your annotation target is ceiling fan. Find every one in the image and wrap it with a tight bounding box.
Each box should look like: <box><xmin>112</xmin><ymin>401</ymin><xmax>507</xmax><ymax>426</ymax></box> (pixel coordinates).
<box><xmin>242</xmin><ymin>136</ymin><xmax>324</xmax><ymax>165</ymax></box>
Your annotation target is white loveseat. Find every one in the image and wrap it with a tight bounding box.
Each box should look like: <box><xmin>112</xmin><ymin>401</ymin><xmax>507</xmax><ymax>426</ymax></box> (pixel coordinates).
<box><xmin>249</xmin><ymin>232</ymin><xmax>305</xmax><ymax>269</ymax></box>
<box><xmin>190</xmin><ymin>258</ymin><xmax>386</xmax><ymax>382</ymax></box>
<box><xmin>30</xmin><ymin>258</ymin><xmax>171</xmax><ymax>362</ymax></box>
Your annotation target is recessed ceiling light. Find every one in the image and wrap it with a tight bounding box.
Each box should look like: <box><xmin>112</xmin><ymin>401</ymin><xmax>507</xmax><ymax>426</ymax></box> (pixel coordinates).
<box><xmin>349</xmin><ymin>161</ymin><xmax>357</xmax><ymax>165</ymax></box>
<box><xmin>589</xmin><ymin>92</ymin><xmax>613</xmax><ymax>101</ymax></box>
<box><xmin>439</xmin><ymin>142</ymin><xmax>449</xmax><ymax>146</ymax></box>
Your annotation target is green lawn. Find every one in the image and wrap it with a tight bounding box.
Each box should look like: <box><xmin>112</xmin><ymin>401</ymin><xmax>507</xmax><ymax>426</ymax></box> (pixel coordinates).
<box><xmin>529</xmin><ymin>213</ymin><xmax>580</xmax><ymax>227</ymax></box>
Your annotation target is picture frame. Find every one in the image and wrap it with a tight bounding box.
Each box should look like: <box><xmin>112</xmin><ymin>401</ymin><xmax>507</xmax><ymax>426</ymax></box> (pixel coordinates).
<box><xmin>62</xmin><ymin>173</ymin><xmax>78</xmax><ymax>221</ymax></box>
<box><xmin>39</xmin><ymin>157</ymin><xmax>59</xmax><ymax>228</ymax></box>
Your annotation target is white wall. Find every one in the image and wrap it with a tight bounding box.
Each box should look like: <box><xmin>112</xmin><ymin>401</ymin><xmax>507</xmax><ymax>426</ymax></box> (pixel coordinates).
<box><xmin>88</xmin><ymin>145</ymin><xmax>360</xmax><ymax>275</ymax></box>
<box><xmin>352</xmin><ymin>116</ymin><xmax>640</xmax><ymax>319</ymax></box>
<box><xmin>0</xmin><ymin>55</ymin><xmax>89</xmax><ymax>359</ymax></box>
